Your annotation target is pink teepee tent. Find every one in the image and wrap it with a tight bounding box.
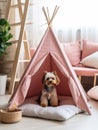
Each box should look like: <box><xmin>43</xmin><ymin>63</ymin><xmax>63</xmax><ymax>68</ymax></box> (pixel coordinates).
<box><xmin>9</xmin><ymin>6</ymin><xmax>91</xmax><ymax>115</ymax></box>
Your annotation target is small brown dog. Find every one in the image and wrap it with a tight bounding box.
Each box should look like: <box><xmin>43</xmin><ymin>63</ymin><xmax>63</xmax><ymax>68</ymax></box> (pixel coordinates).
<box><xmin>40</xmin><ymin>71</ymin><xmax>60</xmax><ymax>107</ymax></box>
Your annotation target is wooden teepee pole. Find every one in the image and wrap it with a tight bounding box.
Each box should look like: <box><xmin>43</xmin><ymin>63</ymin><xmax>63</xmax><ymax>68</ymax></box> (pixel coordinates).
<box><xmin>42</xmin><ymin>5</ymin><xmax>59</xmax><ymax>27</ymax></box>
<box><xmin>49</xmin><ymin>6</ymin><xmax>59</xmax><ymax>26</ymax></box>
<box><xmin>42</xmin><ymin>7</ymin><xmax>50</xmax><ymax>25</ymax></box>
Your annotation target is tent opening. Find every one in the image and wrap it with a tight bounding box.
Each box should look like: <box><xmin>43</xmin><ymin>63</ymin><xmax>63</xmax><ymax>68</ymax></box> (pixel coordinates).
<box><xmin>26</xmin><ymin>53</ymin><xmax>72</xmax><ymax>100</ymax></box>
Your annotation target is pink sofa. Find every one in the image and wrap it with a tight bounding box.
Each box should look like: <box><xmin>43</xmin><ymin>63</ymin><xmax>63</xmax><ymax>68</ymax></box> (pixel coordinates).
<box><xmin>30</xmin><ymin>40</ymin><xmax>98</xmax><ymax>86</ymax></box>
<box><xmin>63</xmin><ymin>40</ymin><xmax>98</xmax><ymax>86</ymax></box>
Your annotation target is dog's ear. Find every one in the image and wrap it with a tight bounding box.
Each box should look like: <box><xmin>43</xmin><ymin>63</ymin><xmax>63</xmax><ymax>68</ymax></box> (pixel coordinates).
<box><xmin>42</xmin><ymin>71</ymin><xmax>47</xmax><ymax>84</ymax></box>
<box><xmin>52</xmin><ymin>71</ymin><xmax>60</xmax><ymax>85</ymax></box>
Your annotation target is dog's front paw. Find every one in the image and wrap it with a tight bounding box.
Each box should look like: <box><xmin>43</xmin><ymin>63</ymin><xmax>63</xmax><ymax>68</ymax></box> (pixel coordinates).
<box><xmin>40</xmin><ymin>103</ymin><xmax>48</xmax><ymax>107</ymax></box>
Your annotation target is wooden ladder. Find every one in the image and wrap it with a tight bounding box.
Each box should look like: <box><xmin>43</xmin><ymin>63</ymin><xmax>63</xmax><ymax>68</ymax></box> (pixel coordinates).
<box><xmin>5</xmin><ymin>0</ymin><xmax>31</xmax><ymax>94</ymax></box>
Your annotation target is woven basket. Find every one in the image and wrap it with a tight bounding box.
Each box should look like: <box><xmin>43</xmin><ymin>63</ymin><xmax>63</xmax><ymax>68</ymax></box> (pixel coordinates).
<box><xmin>0</xmin><ymin>109</ymin><xmax>22</xmax><ymax>123</ymax></box>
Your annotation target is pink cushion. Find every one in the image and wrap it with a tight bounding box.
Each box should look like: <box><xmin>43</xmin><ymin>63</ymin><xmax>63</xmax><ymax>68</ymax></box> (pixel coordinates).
<box><xmin>73</xmin><ymin>66</ymin><xmax>98</xmax><ymax>76</ymax></box>
<box><xmin>63</xmin><ymin>42</ymin><xmax>81</xmax><ymax>66</ymax></box>
<box><xmin>81</xmin><ymin>52</ymin><xmax>98</xmax><ymax>69</ymax></box>
<box><xmin>82</xmin><ymin>40</ymin><xmax>98</xmax><ymax>59</ymax></box>
<box><xmin>87</xmin><ymin>86</ymin><xmax>98</xmax><ymax>100</ymax></box>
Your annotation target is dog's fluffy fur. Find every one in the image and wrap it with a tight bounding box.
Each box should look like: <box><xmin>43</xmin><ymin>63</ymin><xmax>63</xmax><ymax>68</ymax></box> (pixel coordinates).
<box><xmin>40</xmin><ymin>71</ymin><xmax>60</xmax><ymax>107</ymax></box>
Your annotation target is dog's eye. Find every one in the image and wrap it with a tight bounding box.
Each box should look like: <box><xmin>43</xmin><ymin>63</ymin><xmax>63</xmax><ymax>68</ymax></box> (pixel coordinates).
<box><xmin>52</xmin><ymin>77</ymin><xmax>54</xmax><ymax>80</ymax></box>
<box><xmin>47</xmin><ymin>78</ymin><xmax>49</xmax><ymax>80</ymax></box>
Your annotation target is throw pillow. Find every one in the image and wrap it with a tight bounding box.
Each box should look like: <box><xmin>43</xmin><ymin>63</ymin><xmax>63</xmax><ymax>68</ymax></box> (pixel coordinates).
<box><xmin>87</xmin><ymin>86</ymin><xmax>98</xmax><ymax>100</ymax></box>
<box><xmin>80</xmin><ymin>51</ymin><xmax>98</xmax><ymax>68</ymax></box>
<box><xmin>82</xmin><ymin>40</ymin><xmax>98</xmax><ymax>59</ymax></box>
<box><xmin>63</xmin><ymin>42</ymin><xmax>81</xmax><ymax>66</ymax></box>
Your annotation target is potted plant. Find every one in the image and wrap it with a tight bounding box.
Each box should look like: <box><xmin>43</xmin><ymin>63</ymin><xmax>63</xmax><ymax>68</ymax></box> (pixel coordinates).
<box><xmin>0</xmin><ymin>18</ymin><xmax>13</xmax><ymax>95</ymax></box>
<box><xmin>0</xmin><ymin>18</ymin><xmax>13</xmax><ymax>57</ymax></box>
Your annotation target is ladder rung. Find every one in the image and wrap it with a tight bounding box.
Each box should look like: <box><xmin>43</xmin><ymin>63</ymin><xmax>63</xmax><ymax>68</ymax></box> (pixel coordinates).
<box><xmin>11</xmin><ymin>3</ymin><xmax>33</xmax><ymax>8</ymax></box>
<box><xmin>7</xmin><ymin>77</ymin><xmax>20</xmax><ymax>82</ymax></box>
<box><xmin>15</xmin><ymin>78</ymin><xmax>20</xmax><ymax>82</ymax></box>
<box><xmin>11</xmin><ymin>4</ymin><xmax>19</xmax><ymax>8</ymax></box>
<box><xmin>10</xmin><ymin>22</ymin><xmax>33</xmax><ymax>27</ymax></box>
<box><xmin>18</xmin><ymin>60</ymin><xmax>30</xmax><ymax>63</ymax></box>
<box><xmin>11</xmin><ymin>3</ymin><xmax>24</xmax><ymax>8</ymax></box>
<box><xmin>19</xmin><ymin>2</ymin><xmax>33</xmax><ymax>6</ymax></box>
<box><xmin>23</xmin><ymin>40</ymin><xmax>28</xmax><ymax>42</ymax></box>
<box><xmin>10</xmin><ymin>40</ymin><xmax>18</xmax><ymax>44</ymax></box>
<box><xmin>10</xmin><ymin>22</ymin><xmax>21</xmax><ymax>26</ymax></box>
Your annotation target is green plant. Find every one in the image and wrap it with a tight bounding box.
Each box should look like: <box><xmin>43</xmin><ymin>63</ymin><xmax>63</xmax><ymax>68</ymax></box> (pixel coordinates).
<box><xmin>0</xmin><ymin>18</ymin><xmax>13</xmax><ymax>57</ymax></box>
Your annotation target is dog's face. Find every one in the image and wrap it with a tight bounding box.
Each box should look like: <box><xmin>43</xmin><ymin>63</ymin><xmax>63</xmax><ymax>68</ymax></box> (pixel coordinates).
<box><xmin>42</xmin><ymin>71</ymin><xmax>60</xmax><ymax>87</ymax></box>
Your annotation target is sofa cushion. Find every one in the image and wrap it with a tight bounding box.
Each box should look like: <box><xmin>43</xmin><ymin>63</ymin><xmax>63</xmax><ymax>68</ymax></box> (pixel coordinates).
<box><xmin>87</xmin><ymin>86</ymin><xmax>98</xmax><ymax>100</ymax></box>
<box><xmin>73</xmin><ymin>66</ymin><xmax>98</xmax><ymax>76</ymax></box>
<box><xmin>82</xmin><ymin>40</ymin><xmax>98</xmax><ymax>59</ymax></box>
<box><xmin>80</xmin><ymin>51</ymin><xmax>98</xmax><ymax>69</ymax></box>
<box><xmin>63</xmin><ymin>42</ymin><xmax>81</xmax><ymax>66</ymax></box>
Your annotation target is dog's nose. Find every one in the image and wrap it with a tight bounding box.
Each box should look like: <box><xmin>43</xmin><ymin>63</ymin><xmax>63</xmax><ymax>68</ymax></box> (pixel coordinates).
<box><xmin>49</xmin><ymin>81</ymin><xmax>52</xmax><ymax>83</ymax></box>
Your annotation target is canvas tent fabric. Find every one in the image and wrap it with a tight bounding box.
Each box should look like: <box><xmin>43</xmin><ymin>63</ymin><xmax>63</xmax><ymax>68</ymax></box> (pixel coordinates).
<box><xmin>9</xmin><ymin>27</ymin><xmax>91</xmax><ymax>115</ymax></box>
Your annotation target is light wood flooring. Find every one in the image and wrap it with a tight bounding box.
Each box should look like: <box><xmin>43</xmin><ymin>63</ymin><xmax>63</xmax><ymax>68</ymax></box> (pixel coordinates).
<box><xmin>0</xmin><ymin>95</ymin><xmax>98</xmax><ymax>130</ymax></box>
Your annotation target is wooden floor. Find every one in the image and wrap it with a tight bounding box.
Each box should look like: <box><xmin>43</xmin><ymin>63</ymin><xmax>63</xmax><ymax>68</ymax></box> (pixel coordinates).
<box><xmin>0</xmin><ymin>95</ymin><xmax>98</xmax><ymax>130</ymax></box>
